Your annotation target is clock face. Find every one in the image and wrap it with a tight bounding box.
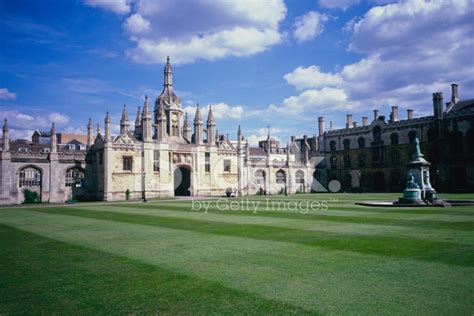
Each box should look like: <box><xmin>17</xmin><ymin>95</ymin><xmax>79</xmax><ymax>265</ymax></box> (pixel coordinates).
<box><xmin>172</xmin><ymin>114</ymin><xmax>178</xmax><ymax>121</ymax></box>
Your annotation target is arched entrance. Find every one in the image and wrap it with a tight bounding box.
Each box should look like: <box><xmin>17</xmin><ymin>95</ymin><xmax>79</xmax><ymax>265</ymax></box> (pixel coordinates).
<box><xmin>18</xmin><ymin>166</ymin><xmax>42</xmax><ymax>202</ymax></box>
<box><xmin>373</xmin><ymin>171</ymin><xmax>385</xmax><ymax>192</ymax></box>
<box><xmin>174</xmin><ymin>166</ymin><xmax>191</xmax><ymax>196</ymax></box>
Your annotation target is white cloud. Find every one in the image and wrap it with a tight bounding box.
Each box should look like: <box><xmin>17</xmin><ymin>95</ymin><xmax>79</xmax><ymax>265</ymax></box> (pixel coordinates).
<box><xmin>319</xmin><ymin>0</ymin><xmax>360</xmax><ymax>10</ymax></box>
<box><xmin>84</xmin><ymin>0</ymin><xmax>130</xmax><ymax>14</ymax></box>
<box><xmin>293</xmin><ymin>11</ymin><xmax>328</xmax><ymax>42</ymax></box>
<box><xmin>0</xmin><ymin>88</ymin><xmax>17</xmax><ymax>100</ymax></box>
<box><xmin>284</xmin><ymin>65</ymin><xmax>342</xmax><ymax>90</ymax></box>
<box><xmin>246</xmin><ymin>127</ymin><xmax>282</xmax><ymax>146</ymax></box>
<box><xmin>183</xmin><ymin>103</ymin><xmax>244</xmax><ymax>121</ymax></box>
<box><xmin>121</xmin><ymin>0</ymin><xmax>287</xmax><ymax>64</ymax></box>
<box><xmin>49</xmin><ymin>112</ymin><xmax>70</xmax><ymax>125</ymax></box>
<box><xmin>123</xmin><ymin>14</ymin><xmax>150</xmax><ymax>33</ymax></box>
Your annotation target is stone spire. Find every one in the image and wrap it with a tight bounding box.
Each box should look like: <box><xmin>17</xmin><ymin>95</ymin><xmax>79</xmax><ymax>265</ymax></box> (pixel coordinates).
<box><xmin>135</xmin><ymin>106</ymin><xmax>142</xmax><ymax>127</ymax></box>
<box><xmin>245</xmin><ymin>139</ymin><xmax>249</xmax><ymax>163</ymax></box>
<box><xmin>97</xmin><ymin>122</ymin><xmax>102</xmax><ymax>136</ymax></box>
<box><xmin>207</xmin><ymin>106</ymin><xmax>216</xmax><ymax>145</ymax></box>
<box><xmin>266</xmin><ymin>125</ymin><xmax>271</xmax><ymax>155</ymax></box>
<box><xmin>164</xmin><ymin>56</ymin><xmax>172</xmax><ymax>87</ymax></box>
<box><xmin>120</xmin><ymin>104</ymin><xmax>130</xmax><ymax>134</ymax></box>
<box><xmin>2</xmin><ymin>118</ymin><xmax>9</xmax><ymax>151</ymax></box>
<box><xmin>142</xmin><ymin>95</ymin><xmax>152</xmax><ymax>141</ymax></box>
<box><xmin>286</xmin><ymin>142</ymin><xmax>290</xmax><ymax>166</ymax></box>
<box><xmin>104</xmin><ymin>111</ymin><xmax>111</xmax><ymax>142</ymax></box>
<box><xmin>237</xmin><ymin>125</ymin><xmax>242</xmax><ymax>151</ymax></box>
<box><xmin>50</xmin><ymin>122</ymin><xmax>57</xmax><ymax>153</ymax></box>
<box><xmin>87</xmin><ymin>118</ymin><xmax>93</xmax><ymax>148</ymax></box>
<box><xmin>194</xmin><ymin>104</ymin><xmax>203</xmax><ymax>144</ymax></box>
<box><xmin>183</xmin><ymin>112</ymin><xmax>191</xmax><ymax>142</ymax></box>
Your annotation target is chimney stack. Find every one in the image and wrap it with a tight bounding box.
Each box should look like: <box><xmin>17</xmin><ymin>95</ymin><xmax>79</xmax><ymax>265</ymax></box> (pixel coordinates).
<box><xmin>318</xmin><ymin>116</ymin><xmax>324</xmax><ymax>136</ymax></box>
<box><xmin>346</xmin><ymin>114</ymin><xmax>353</xmax><ymax>129</ymax></box>
<box><xmin>329</xmin><ymin>121</ymin><xmax>333</xmax><ymax>131</ymax></box>
<box><xmin>390</xmin><ymin>106</ymin><xmax>399</xmax><ymax>122</ymax></box>
<box><xmin>451</xmin><ymin>83</ymin><xmax>459</xmax><ymax>104</ymax></box>
<box><xmin>373</xmin><ymin>109</ymin><xmax>379</xmax><ymax>121</ymax></box>
<box><xmin>407</xmin><ymin>109</ymin><xmax>414</xmax><ymax>120</ymax></box>
<box><xmin>353</xmin><ymin>121</ymin><xmax>358</xmax><ymax>128</ymax></box>
<box><xmin>362</xmin><ymin>117</ymin><xmax>369</xmax><ymax>126</ymax></box>
<box><xmin>433</xmin><ymin>92</ymin><xmax>443</xmax><ymax>120</ymax></box>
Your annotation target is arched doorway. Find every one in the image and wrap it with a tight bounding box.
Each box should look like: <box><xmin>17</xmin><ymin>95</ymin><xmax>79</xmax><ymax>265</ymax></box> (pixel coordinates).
<box><xmin>295</xmin><ymin>170</ymin><xmax>305</xmax><ymax>193</ymax></box>
<box><xmin>174</xmin><ymin>166</ymin><xmax>191</xmax><ymax>196</ymax></box>
<box><xmin>18</xmin><ymin>166</ymin><xmax>42</xmax><ymax>202</ymax></box>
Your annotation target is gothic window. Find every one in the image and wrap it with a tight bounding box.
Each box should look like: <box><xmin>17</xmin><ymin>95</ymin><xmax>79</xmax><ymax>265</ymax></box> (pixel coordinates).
<box><xmin>373</xmin><ymin>126</ymin><xmax>382</xmax><ymax>142</ymax></box>
<box><xmin>343</xmin><ymin>155</ymin><xmax>351</xmax><ymax>168</ymax></box>
<box><xmin>391</xmin><ymin>150</ymin><xmax>400</xmax><ymax>165</ymax></box>
<box><xmin>358</xmin><ymin>153</ymin><xmax>366</xmax><ymax>167</ymax></box>
<box><xmin>205</xmin><ymin>152</ymin><xmax>210</xmax><ymax>173</ymax></box>
<box><xmin>223</xmin><ymin>159</ymin><xmax>231</xmax><ymax>172</ymax></box>
<box><xmin>153</xmin><ymin>150</ymin><xmax>160</xmax><ymax>172</ymax></box>
<box><xmin>390</xmin><ymin>133</ymin><xmax>399</xmax><ymax>145</ymax></box>
<box><xmin>65</xmin><ymin>168</ymin><xmax>84</xmax><ymax>188</ymax></box>
<box><xmin>330</xmin><ymin>155</ymin><xmax>337</xmax><ymax>169</ymax></box>
<box><xmin>408</xmin><ymin>130</ymin><xmax>418</xmax><ymax>144</ymax></box>
<box><xmin>343</xmin><ymin>139</ymin><xmax>350</xmax><ymax>150</ymax></box>
<box><xmin>276</xmin><ymin>170</ymin><xmax>286</xmax><ymax>184</ymax></box>
<box><xmin>123</xmin><ymin>156</ymin><xmax>133</xmax><ymax>171</ymax></box>
<box><xmin>255</xmin><ymin>170</ymin><xmax>266</xmax><ymax>185</ymax></box>
<box><xmin>19</xmin><ymin>167</ymin><xmax>41</xmax><ymax>187</ymax></box>
<box><xmin>358</xmin><ymin>137</ymin><xmax>365</xmax><ymax>148</ymax></box>
<box><xmin>330</xmin><ymin>140</ymin><xmax>336</xmax><ymax>151</ymax></box>
<box><xmin>295</xmin><ymin>170</ymin><xmax>305</xmax><ymax>192</ymax></box>
<box><xmin>172</xmin><ymin>124</ymin><xmax>179</xmax><ymax>137</ymax></box>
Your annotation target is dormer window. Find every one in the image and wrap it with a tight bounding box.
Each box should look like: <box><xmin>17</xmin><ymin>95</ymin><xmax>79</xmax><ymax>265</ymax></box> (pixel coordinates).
<box><xmin>18</xmin><ymin>148</ymin><xmax>28</xmax><ymax>153</ymax></box>
<box><xmin>43</xmin><ymin>148</ymin><xmax>51</xmax><ymax>153</ymax></box>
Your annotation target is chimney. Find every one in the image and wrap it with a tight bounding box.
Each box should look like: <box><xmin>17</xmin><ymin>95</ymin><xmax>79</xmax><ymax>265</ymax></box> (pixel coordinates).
<box><xmin>407</xmin><ymin>109</ymin><xmax>414</xmax><ymax>120</ymax></box>
<box><xmin>373</xmin><ymin>109</ymin><xmax>379</xmax><ymax>121</ymax></box>
<box><xmin>353</xmin><ymin>122</ymin><xmax>358</xmax><ymax>128</ymax></box>
<box><xmin>346</xmin><ymin>114</ymin><xmax>353</xmax><ymax>129</ymax></box>
<box><xmin>318</xmin><ymin>116</ymin><xmax>324</xmax><ymax>136</ymax></box>
<box><xmin>433</xmin><ymin>92</ymin><xmax>443</xmax><ymax>120</ymax></box>
<box><xmin>362</xmin><ymin>117</ymin><xmax>368</xmax><ymax>126</ymax></box>
<box><xmin>329</xmin><ymin>121</ymin><xmax>333</xmax><ymax>131</ymax></box>
<box><xmin>451</xmin><ymin>83</ymin><xmax>459</xmax><ymax>104</ymax></box>
<box><xmin>390</xmin><ymin>106</ymin><xmax>399</xmax><ymax>122</ymax></box>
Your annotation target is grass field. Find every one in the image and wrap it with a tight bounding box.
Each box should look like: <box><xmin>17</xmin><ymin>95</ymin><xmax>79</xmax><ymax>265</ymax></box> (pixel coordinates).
<box><xmin>1</xmin><ymin>193</ymin><xmax>474</xmax><ymax>314</ymax></box>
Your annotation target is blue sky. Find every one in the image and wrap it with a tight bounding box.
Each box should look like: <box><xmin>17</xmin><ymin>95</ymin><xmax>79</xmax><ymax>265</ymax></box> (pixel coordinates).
<box><xmin>1</xmin><ymin>0</ymin><xmax>473</xmax><ymax>145</ymax></box>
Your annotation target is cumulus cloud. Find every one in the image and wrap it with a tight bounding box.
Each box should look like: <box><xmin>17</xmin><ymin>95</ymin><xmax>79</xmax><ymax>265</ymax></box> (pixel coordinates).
<box><xmin>319</xmin><ymin>0</ymin><xmax>360</xmax><ymax>10</ymax></box>
<box><xmin>123</xmin><ymin>14</ymin><xmax>150</xmax><ymax>33</ymax></box>
<box><xmin>293</xmin><ymin>11</ymin><xmax>329</xmax><ymax>42</ymax></box>
<box><xmin>246</xmin><ymin>127</ymin><xmax>282</xmax><ymax>146</ymax></box>
<box><xmin>83</xmin><ymin>0</ymin><xmax>130</xmax><ymax>14</ymax></box>
<box><xmin>284</xmin><ymin>65</ymin><xmax>342</xmax><ymax>90</ymax></box>
<box><xmin>183</xmin><ymin>103</ymin><xmax>244</xmax><ymax>121</ymax></box>
<box><xmin>274</xmin><ymin>0</ymin><xmax>474</xmax><ymax>116</ymax></box>
<box><xmin>0</xmin><ymin>88</ymin><xmax>17</xmax><ymax>100</ymax></box>
<box><xmin>120</xmin><ymin>0</ymin><xmax>287</xmax><ymax>64</ymax></box>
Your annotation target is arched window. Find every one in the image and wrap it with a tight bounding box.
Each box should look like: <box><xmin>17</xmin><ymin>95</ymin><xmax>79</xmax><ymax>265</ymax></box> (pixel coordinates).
<box><xmin>295</xmin><ymin>170</ymin><xmax>305</xmax><ymax>192</ymax></box>
<box><xmin>330</xmin><ymin>140</ymin><xmax>336</xmax><ymax>151</ymax></box>
<box><xmin>343</xmin><ymin>139</ymin><xmax>350</xmax><ymax>150</ymax></box>
<box><xmin>358</xmin><ymin>137</ymin><xmax>365</xmax><ymax>148</ymax></box>
<box><xmin>408</xmin><ymin>130</ymin><xmax>418</xmax><ymax>144</ymax></box>
<box><xmin>255</xmin><ymin>170</ymin><xmax>266</xmax><ymax>185</ymax></box>
<box><xmin>276</xmin><ymin>170</ymin><xmax>286</xmax><ymax>184</ymax></box>
<box><xmin>343</xmin><ymin>155</ymin><xmax>351</xmax><ymax>168</ymax></box>
<box><xmin>330</xmin><ymin>156</ymin><xmax>337</xmax><ymax>169</ymax></box>
<box><xmin>373</xmin><ymin>126</ymin><xmax>382</xmax><ymax>142</ymax></box>
<box><xmin>19</xmin><ymin>167</ymin><xmax>41</xmax><ymax>187</ymax></box>
<box><xmin>66</xmin><ymin>168</ymin><xmax>85</xmax><ymax>188</ymax></box>
<box><xmin>467</xmin><ymin>129</ymin><xmax>474</xmax><ymax>153</ymax></box>
<box><xmin>390</xmin><ymin>133</ymin><xmax>399</xmax><ymax>145</ymax></box>
<box><xmin>358</xmin><ymin>153</ymin><xmax>366</xmax><ymax>167</ymax></box>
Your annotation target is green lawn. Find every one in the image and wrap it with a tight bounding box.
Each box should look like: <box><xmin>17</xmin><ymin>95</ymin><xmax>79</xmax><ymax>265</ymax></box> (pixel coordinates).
<box><xmin>1</xmin><ymin>193</ymin><xmax>474</xmax><ymax>314</ymax></box>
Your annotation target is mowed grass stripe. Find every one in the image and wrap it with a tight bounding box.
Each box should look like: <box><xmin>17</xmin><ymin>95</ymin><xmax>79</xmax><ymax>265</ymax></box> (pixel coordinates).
<box><xmin>28</xmin><ymin>206</ymin><xmax>474</xmax><ymax>267</ymax></box>
<box><xmin>73</xmin><ymin>205</ymin><xmax>474</xmax><ymax>245</ymax></box>
<box><xmin>101</xmin><ymin>201</ymin><xmax>474</xmax><ymax>231</ymax></box>
<box><xmin>0</xmin><ymin>224</ymin><xmax>311</xmax><ymax>315</ymax></box>
<box><xmin>1</xmin><ymin>210</ymin><xmax>473</xmax><ymax>314</ymax></box>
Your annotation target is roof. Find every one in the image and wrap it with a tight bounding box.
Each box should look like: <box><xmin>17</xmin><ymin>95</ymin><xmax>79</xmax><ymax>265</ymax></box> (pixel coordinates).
<box><xmin>57</xmin><ymin>133</ymin><xmax>87</xmax><ymax>145</ymax></box>
<box><xmin>447</xmin><ymin>99</ymin><xmax>474</xmax><ymax>113</ymax></box>
<box><xmin>249</xmin><ymin>147</ymin><xmax>267</xmax><ymax>156</ymax></box>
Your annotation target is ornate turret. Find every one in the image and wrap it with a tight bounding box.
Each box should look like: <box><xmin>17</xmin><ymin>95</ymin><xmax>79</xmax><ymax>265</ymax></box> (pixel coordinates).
<box><xmin>266</xmin><ymin>126</ymin><xmax>271</xmax><ymax>155</ymax></box>
<box><xmin>120</xmin><ymin>104</ymin><xmax>130</xmax><ymax>134</ymax></box>
<box><xmin>183</xmin><ymin>112</ymin><xmax>191</xmax><ymax>142</ymax></box>
<box><xmin>286</xmin><ymin>142</ymin><xmax>290</xmax><ymax>166</ymax></box>
<box><xmin>104</xmin><ymin>111</ymin><xmax>111</xmax><ymax>142</ymax></box>
<box><xmin>237</xmin><ymin>125</ymin><xmax>242</xmax><ymax>152</ymax></box>
<box><xmin>142</xmin><ymin>95</ymin><xmax>152</xmax><ymax>141</ymax></box>
<box><xmin>245</xmin><ymin>139</ymin><xmax>249</xmax><ymax>163</ymax></box>
<box><xmin>97</xmin><ymin>123</ymin><xmax>102</xmax><ymax>136</ymax></box>
<box><xmin>87</xmin><ymin>118</ymin><xmax>93</xmax><ymax>148</ymax></box>
<box><xmin>207</xmin><ymin>106</ymin><xmax>216</xmax><ymax>145</ymax></box>
<box><xmin>134</xmin><ymin>106</ymin><xmax>142</xmax><ymax>139</ymax></box>
<box><xmin>2</xmin><ymin>118</ymin><xmax>9</xmax><ymax>151</ymax></box>
<box><xmin>50</xmin><ymin>123</ymin><xmax>57</xmax><ymax>153</ymax></box>
<box><xmin>194</xmin><ymin>104</ymin><xmax>203</xmax><ymax>144</ymax></box>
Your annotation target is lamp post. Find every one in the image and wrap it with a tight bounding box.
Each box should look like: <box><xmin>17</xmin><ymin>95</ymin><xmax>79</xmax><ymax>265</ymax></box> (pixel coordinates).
<box><xmin>142</xmin><ymin>170</ymin><xmax>147</xmax><ymax>202</ymax></box>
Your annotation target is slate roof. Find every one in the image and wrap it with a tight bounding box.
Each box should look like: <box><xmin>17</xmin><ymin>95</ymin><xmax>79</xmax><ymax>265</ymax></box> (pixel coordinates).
<box><xmin>447</xmin><ymin>99</ymin><xmax>474</xmax><ymax>113</ymax></box>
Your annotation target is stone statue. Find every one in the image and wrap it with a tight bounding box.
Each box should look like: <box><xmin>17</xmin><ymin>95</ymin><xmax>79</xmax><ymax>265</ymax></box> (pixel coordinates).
<box><xmin>406</xmin><ymin>173</ymin><xmax>419</xmax><ymax>189</ymax></box>
<box><xmin>414</xmin><ymin>136</ymin><xmax>422</xmax><ymax>159</ymax></box>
